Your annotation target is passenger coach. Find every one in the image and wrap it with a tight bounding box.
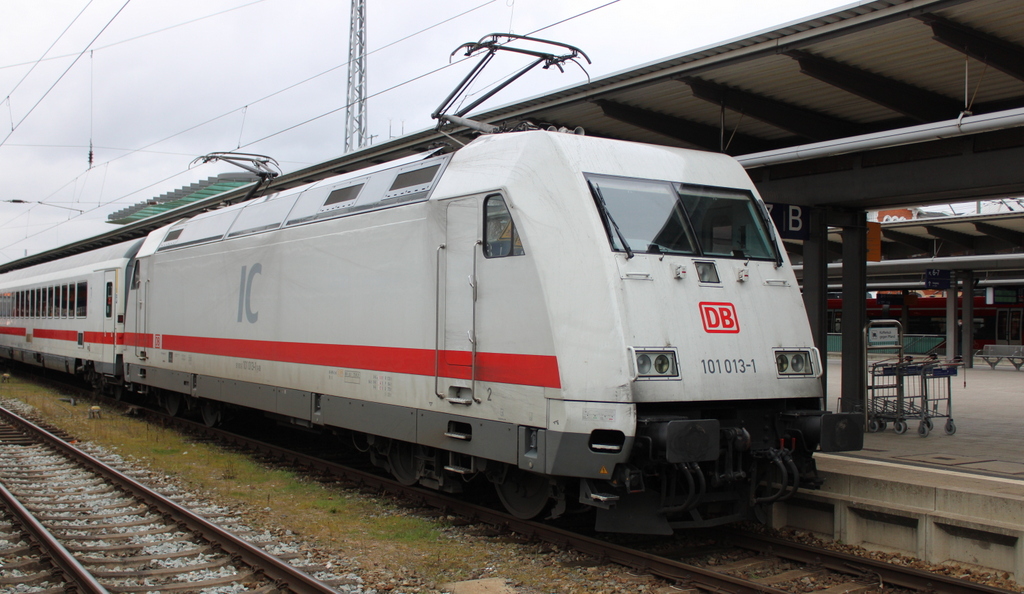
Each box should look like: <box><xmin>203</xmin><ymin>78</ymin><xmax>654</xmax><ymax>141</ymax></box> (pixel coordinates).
<box><xmin>0</xmin><ymin>241</ymin><xmax>140</xmax><ymax>388</ymax></box>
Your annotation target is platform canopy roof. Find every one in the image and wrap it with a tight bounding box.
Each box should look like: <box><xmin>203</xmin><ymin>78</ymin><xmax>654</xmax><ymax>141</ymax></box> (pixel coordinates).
<box><xmin>106</xmin><ymin>173</ymin><xmax>257</xmax><ymax>225</ymax></box>
<box><xmin>5</xmin><ymin>0</ymin><xmax>1023</xmax><ymax>273</ymax></box>
<box><xmin>796</xmin><ymin>209</ymin><xmax>1024</xmax><ymax>286</ymax></box>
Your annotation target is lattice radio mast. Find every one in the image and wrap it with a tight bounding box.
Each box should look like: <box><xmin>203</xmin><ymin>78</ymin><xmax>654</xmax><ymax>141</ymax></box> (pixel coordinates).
<box><xmin>345</xmin><ymin>0</ymin><xmax>368</xmax><ymax>153</ymax></box>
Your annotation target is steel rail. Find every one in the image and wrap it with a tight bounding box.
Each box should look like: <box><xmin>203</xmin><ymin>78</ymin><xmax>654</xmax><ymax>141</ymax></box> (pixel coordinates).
<box><xmin>157</xmin><ymin>413</ymin><xmax>791</xmax><ymax>594</ymax></box>
<box><xmin>0</xmin><ymin>405</ymin><xmax>339</xmax><ymax>594</ymax></box>
<box><xmin>24</xmin><ymin>381</ymin><xmax>1015</xmax><ymax>594</ymax></box>
<box><xmin>0</xmin><ymin>478</ymin><xmax>110</xmax><ymax>594</ymax></box>
<box><xmin>160</xmin><ymin>411</ymin><xmax>1017</xmax><ymax>594</ymax></box>
<box><xmin>723</xmin><ymin>529</ymin><xmax>1016</xmax><ymax>594</ymax></box>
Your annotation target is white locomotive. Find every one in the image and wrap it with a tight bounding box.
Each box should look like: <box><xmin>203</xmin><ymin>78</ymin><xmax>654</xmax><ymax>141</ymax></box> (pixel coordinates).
<box><xmin>0</xmin><ymin>130</ymin><xmax>862</xmax><ymax>534</ymax></box>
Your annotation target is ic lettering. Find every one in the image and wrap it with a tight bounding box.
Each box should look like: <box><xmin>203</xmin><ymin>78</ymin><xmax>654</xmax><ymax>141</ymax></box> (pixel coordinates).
<box><xmin>237</xmin><ymin>263</ymin><xmax>262</xmax><ymax>323</ymax></box>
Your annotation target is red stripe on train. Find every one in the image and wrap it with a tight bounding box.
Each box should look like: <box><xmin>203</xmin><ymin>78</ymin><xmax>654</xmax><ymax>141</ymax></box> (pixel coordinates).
<box><xmin>123</xmin><ymin>333</ymin><xmax>561</xmax><ymax>389</ymax></box>
<box><xmin>3</xmin><ymin>328</ymin><xmax>561</xmax><ymax>388</ymax></box>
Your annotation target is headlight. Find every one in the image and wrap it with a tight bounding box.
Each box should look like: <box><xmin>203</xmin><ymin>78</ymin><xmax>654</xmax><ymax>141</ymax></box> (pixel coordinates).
<box><xmin>634</xmin><ymin>349</ymin><xmax>679</xmax><ymax>380</ymax></box>
<box><xmin>774</xmin><ymin>349</ymin><xmax>817</xmax><ymax>377</ymax></box>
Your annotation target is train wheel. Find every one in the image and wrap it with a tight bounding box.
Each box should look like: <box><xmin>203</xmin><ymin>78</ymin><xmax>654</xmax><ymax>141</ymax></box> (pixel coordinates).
<box><xmin>388</xmin><ymin>440</ymin><xmax>419</xmax><ymax>486</ymax></box>
<box><xmin>495</xmin><ymin>467</ymin><xmax>550</xmax><ymax>519</ymax></box>
<box><xmin>200</xmin><ymin>400</ymin><xmax>222</xmax><ymax>427</ymax></box>
<box><xmin>163</xmin><ymin>392</ymin><xmax>182</xmax><ymax>417</ymax></box>
<box><xmin>893</xmin><ymin>420</ymin><xmax>908</xmax><ymax>435</ymax></box>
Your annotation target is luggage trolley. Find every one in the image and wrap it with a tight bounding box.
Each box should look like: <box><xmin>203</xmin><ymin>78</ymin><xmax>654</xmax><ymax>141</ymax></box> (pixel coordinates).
<box><xmin>864</xmin><ymin>320</ymin><xmax>905</xmax><ymax>433</ymax></box>
<box><xmin>915</xmin><ymin>361</ymin><xmax>958</xmax><ymax>437</ymax></box>
<box><xmin>865</xmin><ymin>320</ymin><xmax>958</xmax><ymax>437</ymax></box>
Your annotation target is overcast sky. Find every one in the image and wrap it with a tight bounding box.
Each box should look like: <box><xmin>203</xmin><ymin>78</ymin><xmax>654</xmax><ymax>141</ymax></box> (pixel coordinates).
<box><xmin>0</xmin><ymin>0</ymin><xmax>855</xmax><ymax>263</ymax></box>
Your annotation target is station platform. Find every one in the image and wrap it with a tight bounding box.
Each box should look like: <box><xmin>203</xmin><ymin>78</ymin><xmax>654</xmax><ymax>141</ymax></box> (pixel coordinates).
<box><xmin>823</xmin><ymin>357</ymin><xmax>1024</xmax><ymax>476</ymax></box>
<box><xmin>774</xmin><ymin>358</ymin><xmax>1024</xmax><ymax>580</ymax></box>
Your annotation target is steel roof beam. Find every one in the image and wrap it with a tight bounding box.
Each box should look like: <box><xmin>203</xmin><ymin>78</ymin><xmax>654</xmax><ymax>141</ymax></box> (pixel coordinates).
<box><xmin>882</xmin><ymin>229</ymin><xmax>934</xmax><ymax>254</ymax></box>
<box><xmin>974</xmin><ymin>221</ymin><xmax>1024</xmax><ymax>247</ymax></box>
<box><xmin>785</xmin><ymin>50</ymin><xmax>962</xmax><ymax>123</ymax></box>
<box><xmin>924</xmin><ymin>224</ymin><xmax>975</xmax><ymax>249</ymax></box>
<box><xmin>917</xmin><ymin>14</ymin><xmax>1024</xmax><ymax>82</ymax></box>
<box><xmin>681</xmin><ymin>77</ymin><xmax>865</xmax><ymax>141</ymax></box>
<box><xmin>594</xmin><ymin>99</ymin><xmax>772</xmax><ymax>154</ymax></box>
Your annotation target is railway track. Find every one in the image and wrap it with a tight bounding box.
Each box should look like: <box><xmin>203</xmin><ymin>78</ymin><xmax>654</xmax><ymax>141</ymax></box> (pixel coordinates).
<box><xmin>0</xmin><ymin>404</ymin><xmax>346</xmax><ymax>594</ymax></box>
<box><xmin>4</xmin><ymin>375</ymin><xmax>1019</xmax><ymax>594</ymax></box>
<box><xmin>129</xmin><ymin>405</ymin><xmax>1014</xmax><ymax>594</ymax></box>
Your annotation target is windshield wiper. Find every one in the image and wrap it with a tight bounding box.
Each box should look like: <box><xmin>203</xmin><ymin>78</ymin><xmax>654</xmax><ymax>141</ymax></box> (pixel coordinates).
<box><xmin>589</xmin><ymin>182</ymin><xmax>634</xmax><ymax>259</ymax></box>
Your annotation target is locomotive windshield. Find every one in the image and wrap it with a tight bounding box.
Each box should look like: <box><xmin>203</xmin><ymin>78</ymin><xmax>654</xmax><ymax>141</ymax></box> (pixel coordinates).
<box><xmin>586</xmin><ymin>174</ymin><xmax>777</xmax><ymax>261</ymax></box>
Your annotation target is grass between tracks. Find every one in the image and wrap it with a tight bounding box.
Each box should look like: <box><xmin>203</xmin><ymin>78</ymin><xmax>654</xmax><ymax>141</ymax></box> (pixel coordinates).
<box><xmin>0</xmin><ymin>376</ymin><xmax>616</xmax><ymax>593</ymax></box>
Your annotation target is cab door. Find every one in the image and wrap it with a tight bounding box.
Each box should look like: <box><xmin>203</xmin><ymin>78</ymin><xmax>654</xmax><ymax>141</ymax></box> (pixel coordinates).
<box><xmin>440</xmin><ymin>197</ymin><xmax>480</xmax><ymax>404</ymax></box>
<box><xmin>102</xmin><ymin>270</ymin><xmax>117</xmax><ymax>365</ymax></box>
<box><xmin>130</xmin><ymin>261</ymin><xmax>148</xmax><ymax>359</ymax></box>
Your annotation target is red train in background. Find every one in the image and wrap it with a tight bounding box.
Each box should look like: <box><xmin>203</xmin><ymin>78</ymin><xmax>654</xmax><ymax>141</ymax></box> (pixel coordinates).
<box><xmin>826</xmin><ymin>292</ymin><xmax>1024</xmax><ymax>349</ymax></box>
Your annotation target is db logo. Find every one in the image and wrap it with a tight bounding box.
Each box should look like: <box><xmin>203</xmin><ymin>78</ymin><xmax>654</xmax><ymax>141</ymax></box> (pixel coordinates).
<box><xmin>699</xmin><ymin>302</ymin><xmax>740</xmax><ymax>333</ymax></box>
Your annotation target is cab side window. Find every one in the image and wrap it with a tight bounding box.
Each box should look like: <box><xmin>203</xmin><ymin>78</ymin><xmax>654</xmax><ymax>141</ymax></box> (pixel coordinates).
<box><xmin>483</xmin><ymin>195</ymin><xmax>524</xmax><ymax>258</ymax></box>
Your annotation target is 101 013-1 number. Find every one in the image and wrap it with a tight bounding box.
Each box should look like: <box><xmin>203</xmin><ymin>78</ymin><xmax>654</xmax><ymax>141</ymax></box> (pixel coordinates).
<box><xmin>701</xmin><ymin>358</ymin><xmax>756</xmax><ymax>374</ymax></box>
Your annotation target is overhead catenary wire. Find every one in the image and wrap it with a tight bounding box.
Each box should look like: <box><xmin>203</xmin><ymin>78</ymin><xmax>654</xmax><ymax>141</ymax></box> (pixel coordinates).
<box><xmin>0</xmin><ymin>0</ymin><xmax>269</xmax><ymax>73</ymax></box>
<box><xmin>0</xmin><ymin>0</ymin><xmax>509</xmax><ymax>236</ymax></box>
<box><xmin>0</xmin><ymin>0</ymin><xmax>132</xmax><ymax>150</ymax></box>
<box><xmin>1</xmin><ymin>0</ymin><xmax>622</xmax><ymax>256</ymax></box>
<box><xmin>34</xmin><ymin>0</ymin><xmax>503</xmax><ymax>181</ymax></box>
<box><xmin>1</xmin><ymin>1</ymin><xmax>498</xmax><ymax>237</ymax></box>
<box><xmin>1</xmin><ymin>0</ymin><xmax>95</xmax><ymax>107</ymax></box>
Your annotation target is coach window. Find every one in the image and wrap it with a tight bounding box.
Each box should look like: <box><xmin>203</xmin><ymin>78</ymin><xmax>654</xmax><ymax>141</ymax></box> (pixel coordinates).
<box><xmin>483</xmin><ymin>195</ymin><xmax>524</xmax><ymax>258</ymax></box>
<box><xmin>77</xmin><ymin>282</ymin><xmax>87</xmax><ymax>317</ymax></box>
